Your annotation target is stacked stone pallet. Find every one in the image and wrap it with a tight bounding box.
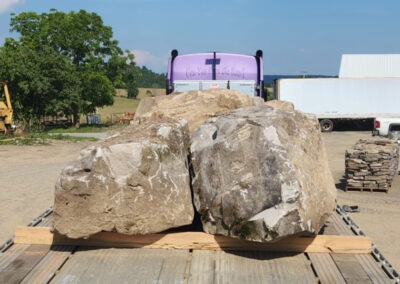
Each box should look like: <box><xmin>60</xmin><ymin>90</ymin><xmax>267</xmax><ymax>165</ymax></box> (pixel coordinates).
<box><xmin>345</xmin><ymin>138</ymin><xmax>399</xmax><ymax>190</ymax></box>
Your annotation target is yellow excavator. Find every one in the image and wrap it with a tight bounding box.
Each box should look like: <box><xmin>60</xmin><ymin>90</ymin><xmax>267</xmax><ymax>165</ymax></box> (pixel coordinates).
<box><xmin>0</xmin><ymin>81</ymin><xmax>14</xmax><ymax>134</ymax></box>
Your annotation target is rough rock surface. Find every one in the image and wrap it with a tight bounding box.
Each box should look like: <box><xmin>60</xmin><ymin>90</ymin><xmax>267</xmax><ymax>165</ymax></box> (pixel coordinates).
<box><xmin>53</xmin><ymin>119</ymin><xmax>194</xmax><ymax>238</ymax></box>
<box><xmin>265</xmin><ymin>100</ymin><xmax>294</xmax><ymax>110</ymax></box>
<box><xmin>346</xmin><ymin>138</ymin><xmax>399</xmax><ymax>190</ymax></box>
<box><xmin>190</xmin><ymin>106</ymin><xmax>336</xmax><ymax>242</ymax></box>
<box><xmin>135</xmin><ymin>89</ymin><xmax>264</xmax><ymax>134</ymax></box>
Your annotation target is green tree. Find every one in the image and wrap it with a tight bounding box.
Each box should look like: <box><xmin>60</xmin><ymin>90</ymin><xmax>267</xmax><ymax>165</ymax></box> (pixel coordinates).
<box><xmin>0</xmin><ymin>40</ymin><xmax>79</xmax><ymax>127</ymax></box>
<box><xmin>106</xmin><ymin>51</ymin><xmax>141</xmax><ymax>99</ymax></box>
<box><xmin>3</xmin><ymin>9</ymin><xmax>137</xmax><ymax>127</ymax></box>
<box><xmin>124</xmin><ymin>61</ymin><xmax>141</xmax><ymax>99</ymax></box>
<box><xmin>136</xmin><ymin>66</ymin><xmax>166</xmax><ymax>89</ymax></box>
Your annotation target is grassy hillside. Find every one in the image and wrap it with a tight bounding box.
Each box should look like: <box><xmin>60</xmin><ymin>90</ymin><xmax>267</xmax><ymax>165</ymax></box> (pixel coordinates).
<box><xmin>97</xmin><ymin>96</ymin><xmax>140</xmax><ymax>123</ymax></box>
<box><xmin>97</xmin><ymin>88</ymin><xmax>164</xmax><ymax>123</ymax></box>
<box><xmin>137</xmin><ymin>88</ymin><xmax>165</xmax><ymax>99</ymax></box>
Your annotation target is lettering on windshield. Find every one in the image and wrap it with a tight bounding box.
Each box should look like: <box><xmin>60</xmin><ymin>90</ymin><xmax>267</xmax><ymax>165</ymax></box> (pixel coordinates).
<box><xmin>185</xmin><ymin>67</ymin><xmax>245</xmax><ymax>79</ymax></box>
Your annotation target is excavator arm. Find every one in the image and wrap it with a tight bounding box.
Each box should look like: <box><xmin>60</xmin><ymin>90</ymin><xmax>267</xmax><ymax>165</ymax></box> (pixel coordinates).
<box><xmin>0</xmin><ymin>81</ymin><xmax>14</xmax><ymax>133</ymax></box>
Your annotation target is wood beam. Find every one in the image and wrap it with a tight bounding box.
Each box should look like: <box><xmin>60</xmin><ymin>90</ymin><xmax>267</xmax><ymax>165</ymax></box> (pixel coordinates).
<box><xmin>14</xmin><ymin>227</ymin><xmax>371</xmax><ymax>254</ymax></box>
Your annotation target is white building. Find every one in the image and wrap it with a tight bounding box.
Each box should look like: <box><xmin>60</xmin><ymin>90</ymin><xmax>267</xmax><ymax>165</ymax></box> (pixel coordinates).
<box><xmin>339</xmin><ymin>54</ymin><xmax>400</xmax><ymax>78</ymax></box>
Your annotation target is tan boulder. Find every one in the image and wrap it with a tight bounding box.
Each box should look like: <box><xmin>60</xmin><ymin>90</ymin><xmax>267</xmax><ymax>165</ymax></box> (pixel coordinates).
<box><xmin>53</xmin><ymin>118</ymin><xmax>194</xmax><ymax>239</ymax></box>
<box><xmin>135</xmin><ymin>89</ymin><xmax>264</xmax><ymax>134</ymax></box>
<box><xmin>265</xmin><ymin>100</ymin><xmax>294</xmax><ymax>110</ymax></box>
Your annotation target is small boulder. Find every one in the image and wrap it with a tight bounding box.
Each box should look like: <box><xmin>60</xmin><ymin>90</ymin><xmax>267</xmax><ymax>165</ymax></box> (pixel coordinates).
<box><xmin>53</xmin><ymin>118</ymin><xmax>194</xmax><ymax>239</ymax></box>
<box><xmin>190</xmin><ymin>106</ymin><xmax>336</xmax><ymax>242</ymax></box>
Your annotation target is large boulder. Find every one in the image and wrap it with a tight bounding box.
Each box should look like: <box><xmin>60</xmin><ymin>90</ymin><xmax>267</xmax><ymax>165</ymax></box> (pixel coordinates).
<box><xmin>135</xmin><ymin>89</ymin><xmax>264</xmax><ymax>134</ymax></box>
<box><xmin>190</xmin><ymin>106</ymin><xmax>336</xmax><ymax>242</ymax></box>
<box><xmin>265</xmin><ymin>100</ymin><xmax>294</xmax><ymax>110</ymax></box>
<box><xmin>53</xmin><ymin>118</ymin><xmax>194</xmax><ymax>239</ymax></box>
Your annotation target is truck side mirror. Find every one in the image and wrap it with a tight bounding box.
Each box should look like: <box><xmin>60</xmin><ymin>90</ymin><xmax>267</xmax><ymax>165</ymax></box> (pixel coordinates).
<box><xmin>171</xmin><ymin>49</ymin><xmax>178</xmax><ymax>58</ymax></box>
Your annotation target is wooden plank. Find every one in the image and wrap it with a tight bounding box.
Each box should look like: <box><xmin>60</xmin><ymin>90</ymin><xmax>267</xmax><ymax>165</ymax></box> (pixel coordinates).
<box><xmin>345</xmin><ymin>186</ymin><xmax>389</xmax><ymax>193</ymax></box>
<box><xmin>189</xmin><ymin>250</ymin><xmax>317</xmax><ymax>283</ymax></box>
<box><xmin>188</xmin><ymin>250</ymin><xmax>215</xmax><ymax>283</ymax></box>
<box><xmin>0</xmin><ymin>244</ymin><xmax>30</xmax><ymax>272</ymax></box>
<box><xmin>331</xmin><ymin>254</ymin><xmax>373</xmax><ymax>284</ymax></box>
<box><xmin>320</xmin><ymin>216</ymin><xmax>339</xmax><ymax>236</ymax></box>
<box><xmin>37</xmin><ymin>215</ymin><xmax>53</xmax><ymax>227</ymax></box>
<box><xmin>309</xmin><ymin>213</ymin><xmax>347</xmax><ymax>284</ymax></box>
<box><xmin>329</xmin><ymin>211</ymin><xmax>353</xmax><ymax>236</ymax></box>
<box><xmin>14</xmin><ymin>227</ymin><xmax>372</xmax><ymax>254</ymax></box>
<box><xmin>354</xmin><ymin>254</ymin><xmax>395</xmax><ymax>284</ymax></box>
<box><xmin>157</xmin><ymin>249</ymin><xmax>190</xmax><ymax>283</ymax></box>
<box><xmin>51</xmin><ymin>247</ymin><xmax>189</xmax><ymax>284</ymax></box>
<box><xmin>308</xmin><ymin>253</ymin><xmax>346</xmax><ymax>284</ymax></box>
<box><xmin>308</xmin><ymin>214</ymin><xmax>347</xmax><ymax>284</ymax></box>
<box><xmin>328</xmin><ymin>211</ymin><xmax>394</xmax><ymax>283</ymax></box>
<box><xmin>20</xmin><ymin>245</ymin><xmax>75</xmax><ymax>284</ymax></box>
<box><xmin>0</xmin><ymin>244</ymin><xmax>50</xmax><ymax>284</ymax></box>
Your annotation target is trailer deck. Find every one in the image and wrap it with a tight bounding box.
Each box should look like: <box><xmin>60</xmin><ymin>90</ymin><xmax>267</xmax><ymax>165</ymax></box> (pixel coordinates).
<box><xmin>0</xmin><ymin>206</ymin><xmax>398</xmax><ymax>284</ymax></box>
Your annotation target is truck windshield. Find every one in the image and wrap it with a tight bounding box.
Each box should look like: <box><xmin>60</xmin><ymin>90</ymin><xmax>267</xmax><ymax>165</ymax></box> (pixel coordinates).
<box><xmin>167</xmin><ymin>51</ymin><xmax>264</xmax><ymax>98</ymax></box>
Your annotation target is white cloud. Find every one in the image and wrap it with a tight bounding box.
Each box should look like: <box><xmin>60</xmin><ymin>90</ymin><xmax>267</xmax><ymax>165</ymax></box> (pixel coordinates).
<box><xmin>131</xmin><ymin>49</ymin><xmax>168</xmax><ymax>73</ymax></box>
<box><xmin>0</xmin><ymin>0</ymin><xmax>25</xmax><ymax>14</ymax></box>
<box><xmin>131</xmin><ymin>49</ymin><xmax>158</xmax><ymax>65</ymax></box>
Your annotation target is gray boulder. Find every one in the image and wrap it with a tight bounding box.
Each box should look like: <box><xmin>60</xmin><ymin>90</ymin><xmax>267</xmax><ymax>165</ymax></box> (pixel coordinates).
<box><xmin>53</xmin><ymin>118</ymin><xmax>194</xmax><ymax>239</ymax></box>
<box><xmin>190</xmin><ymin>106</ymin><xmax>336</xmax><ymax>242</ymax></box>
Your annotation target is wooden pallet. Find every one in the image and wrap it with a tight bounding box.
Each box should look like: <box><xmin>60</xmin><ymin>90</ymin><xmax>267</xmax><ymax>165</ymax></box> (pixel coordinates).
<box><xmin>345</xmin><ymin>186</ymin><xmax>389</xmax><ymax>193</ymax></box>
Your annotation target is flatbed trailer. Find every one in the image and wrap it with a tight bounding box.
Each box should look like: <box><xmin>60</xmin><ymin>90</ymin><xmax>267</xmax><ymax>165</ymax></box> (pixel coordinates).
<box><xmin>0</xmin><ymin>206</ymin><xmax>398</xmax><ymax>284</ymax></box>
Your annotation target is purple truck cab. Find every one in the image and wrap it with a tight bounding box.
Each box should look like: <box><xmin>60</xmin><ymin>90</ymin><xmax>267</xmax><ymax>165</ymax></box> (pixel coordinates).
<box><xmin>166</xmin><ymin>50</ymin><xmax>264</xmax><ymax>99</ymax></box>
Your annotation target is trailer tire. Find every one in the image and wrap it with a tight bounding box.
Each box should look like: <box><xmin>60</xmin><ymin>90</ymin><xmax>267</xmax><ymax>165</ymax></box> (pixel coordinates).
<box><xmin>320</xmin><ymin>119</ymin><xmax>334</xmax><ymax>132</ymax></box>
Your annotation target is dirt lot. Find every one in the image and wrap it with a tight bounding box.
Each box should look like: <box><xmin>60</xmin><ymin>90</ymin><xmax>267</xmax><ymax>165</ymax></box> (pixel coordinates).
<box><xmin>0</xmin><ymin>131</ymin><xmax>399</xmax><ymax>269</ymax></box>
<box><xmin>0</xmin><ymin>141</ymin><xmax>92</xmax><ymax>245</ymax></box>
<box><xmin>323</xmin><ymin>131</ymin><xmax>400</xmax><ymax>270</ymax></box>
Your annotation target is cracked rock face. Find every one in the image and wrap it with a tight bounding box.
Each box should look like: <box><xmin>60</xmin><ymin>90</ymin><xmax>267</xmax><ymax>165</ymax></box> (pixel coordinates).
<box><xmin>134</xmin><ymin>89</ymin><xmax>264</xmax><ymax>134</ymax></box>
<box><xmin>53</xmin><ymin>119</ymin><xmax>194</xmax><ymax>239</ymax></box>
<box><xmin>190</xmin><ymin>106</ymin><xmax>336</xmax><ymax>242</ymax></box>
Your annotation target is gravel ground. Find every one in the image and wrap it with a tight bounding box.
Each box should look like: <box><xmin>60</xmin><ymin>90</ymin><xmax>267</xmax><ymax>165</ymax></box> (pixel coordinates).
<box><xmin>0</xmin><ymin>140</ymin><xmax>92</xmax><ymax>245</ymax></box>
<box><xmin>0</xmin><ymin>131</ymin><xmax>398</xmax><ymax>270</ymax></box>
<box><xmin>323</xmin><ymin>131</ymin><xmax>400</xmax><ymax>270</ymax></box>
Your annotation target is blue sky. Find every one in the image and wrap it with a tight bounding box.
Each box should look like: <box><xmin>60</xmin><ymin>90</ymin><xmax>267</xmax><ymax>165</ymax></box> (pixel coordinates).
<box><xmin>0</xmin><ymin>0</ymin><xmax>399</xmax><ymax>75</ymax></box>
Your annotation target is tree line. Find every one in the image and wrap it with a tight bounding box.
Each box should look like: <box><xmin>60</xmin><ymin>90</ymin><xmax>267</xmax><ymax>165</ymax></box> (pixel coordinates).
<box><xmin>0</xmin><ymin>9</ymin><xmax>144</xmax><ymax>128</ymax></box>
<box><xmin>135</xmin><ymin>66</ymin><xmax>166</xmax><ymax>90</ymax></box>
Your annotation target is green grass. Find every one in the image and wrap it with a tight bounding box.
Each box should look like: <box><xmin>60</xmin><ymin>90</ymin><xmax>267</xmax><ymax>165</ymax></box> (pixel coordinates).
<box><xmin>0</xmin><ymin>133</ymin><xmax>98</xmax><ymax>146</ymax></box>
<box><xmin>137</xmin><ymin>88</ymin><xmax>165</xmax><ymax>99</ymax></box>
<box><xmin>48</xmin><ymin>93</ymin><xmax>163</xmax><ymax>131</ymax></box>
<box><xmin>47</xmin><ymin>97</ymin><xmax>142</xmax><ymax>132</ymax></box>
<box><xmin>47</xmin><ymin>124</ymin><xmax>117</xmax><ymax>133</ymax></box>
<box><xmin>97</xmin><ymin>96</ymin><xmax>141</xmax><ymax>123</ymax></box>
